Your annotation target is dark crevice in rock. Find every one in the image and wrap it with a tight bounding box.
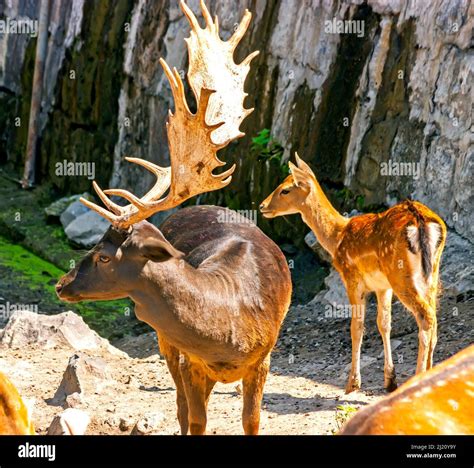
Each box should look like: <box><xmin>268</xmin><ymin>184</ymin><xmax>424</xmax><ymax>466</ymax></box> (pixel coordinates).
<box><xmin>307</xmin><ymin>4</ymin><xmax>380</xmax><ymax>184</ymax></box>
<box><xmin>354</xmin><ymin>18</ymin><xmax>422</xmax><ymax>205</ymax></box>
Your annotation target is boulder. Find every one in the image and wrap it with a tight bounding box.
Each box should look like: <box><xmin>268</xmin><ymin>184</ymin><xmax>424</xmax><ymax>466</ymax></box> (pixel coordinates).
<box><xmin>47</xmin><ymin>409</ymin><xmax>90</xmax><ymax>435</ymax></box>
<box><xmin>0</xmin><ymin>310</ymin><xmax>124</xmax><ymax>357</ymax></box>
<box><xmin>64</xmin><ymin>210</ymin><xmax>110</xmax><ymax>248</ymax></box>
<box><xmin>60</xmin><ymin>200</ymin><xmax>90</xmax><ymax>229</ymax></box>
<box><xmin>51</xmin><ymin>352</ymin><xmax>111</xmax><ymax>406</ymax></box>
<box><xmin>308</xmin><ymin>269</ymin><xmax>348</xmax><ymax>308</ymax></box>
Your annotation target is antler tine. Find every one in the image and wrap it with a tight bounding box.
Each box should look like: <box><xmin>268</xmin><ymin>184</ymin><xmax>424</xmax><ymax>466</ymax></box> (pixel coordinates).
<box><xmin>241</xmin><ymin>50</ymin><xmax>259</xmax><ymax>67</ymax></box>
<box><xmin>91</xmin><ymin>181</ymin><xmax>124</xmax><ymax>215</ymax></box>
<box><xmin>124</xmin><ymin>157</ymin><xmax>169</xmax><ymax>178</ymax></box>
<box><xmin>180</xmin><ymin>0</ymin><xmax>202</xmax><ymax>32</ymax></box>
<box><xmin>103</xmin><ymin>189</ymin><xmax>148</xmax><ymax>210</ymax></box>
<box><xmin>199</xmin><ymin>0</ymin><xmax>214</xmax><ymax>30</ymax></box>
<box><xmin>228</xmin><ymin>9</ymin><xmax>252</xmax><ymax>51</ymax></box>
<box><xmin>215</xmin><ymin>163</ymin><xmax>236</xmax><ymax>182</ymax></box>
<box><xmin>79</xmin><ymin>196</ymin><xmax>118</xmax><ymax>225</ymax></box>
<box><xmin>124</xmin><ymin>157</ymin><xmax>171</xmax><ymax>201</ymax></box>
<box><xmin>159</xmin><ymin>58</ymin><xmax>191</xmax><ymax>117</ymax></box>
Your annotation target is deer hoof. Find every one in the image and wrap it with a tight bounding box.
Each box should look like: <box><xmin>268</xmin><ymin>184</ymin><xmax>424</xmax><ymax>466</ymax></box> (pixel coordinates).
<box><xmin>345</xmin><ymin>376</ymin><xmax>361</xmax><ymax>394</ymax></box>
<box><xmin>384</xmin><ymin>376</ymin><xmax>398</xmax><ymax>393</ymax></box>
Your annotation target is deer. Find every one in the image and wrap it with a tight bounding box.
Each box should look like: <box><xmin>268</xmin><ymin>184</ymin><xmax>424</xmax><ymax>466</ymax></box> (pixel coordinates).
<box><xmin>0</xmin><ymin>371</ymin><xmax>35</xmax><ymax>435</ymax></box>
<box><xmin>260</xmin><ymin>153</ymin><xmax>447</xmax><ymax>393</ymax></box>
<box><xmin>340</xmin><ymin>344</ymin><xmax>474</xmax><ymax>434</ymax></box>
<box><xmin>56</xmin><ymin>1</ymin><xmax>292</xmax><ymax>435</ymax></box>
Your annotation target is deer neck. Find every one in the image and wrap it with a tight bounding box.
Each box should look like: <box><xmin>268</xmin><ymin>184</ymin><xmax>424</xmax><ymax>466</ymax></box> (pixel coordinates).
<box><xmin>300</xmin><ymin>180</ymin><xmax>347</xmax><ymax>257</ymax></box>
<box><xmin>129</xmin><ymin>259</ymin><xmax>231</xmax><ymax>355</ymax></box>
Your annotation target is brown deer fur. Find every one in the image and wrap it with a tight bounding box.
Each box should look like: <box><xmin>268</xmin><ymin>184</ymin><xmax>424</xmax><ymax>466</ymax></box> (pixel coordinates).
<box><xmin>57</xmin><ymin>206</ymin><xmax>292</xmax><ymax>434</ymax></box>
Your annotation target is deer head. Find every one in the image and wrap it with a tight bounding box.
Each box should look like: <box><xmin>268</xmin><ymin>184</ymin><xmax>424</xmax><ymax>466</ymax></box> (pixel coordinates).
<box><xmin>57</xmin><ymin>0</ymin><xmax>258</xmax><ymax>302</ymax></box>
<box><xmin>259</xmin><ymin>153</ymin><xmax>316</xmax><ymax>218</ymax></box>
<box><xmin>56</xmin><ymin>221</ymin><xmax>184</xmax><ymax>302</ymax></box>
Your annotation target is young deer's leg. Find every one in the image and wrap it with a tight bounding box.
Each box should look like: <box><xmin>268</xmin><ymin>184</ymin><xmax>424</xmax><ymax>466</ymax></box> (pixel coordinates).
<box><xmin>156</xmin><ymin>334</ymin><xmax>188</xmax><ymax>435</ymax></box>
<box><xmin>179</xmin><ymin>358</ymin><xmax>210</xmax><ymax>435</ymax></box>
<box><xmin>427</xmin><ymin>313</ymin><xmax>438</xmax><ymax>370</ymax></box>
<box><xmin>242</xmin><ymin>356</ymin><xmax>270</xmax><ymax>435</ymax></box>
<box><xmin>375</xmin><ymin>289</ymin><xmax>397</xmax><ymax>391</ymax></box>
<box><xmin>426</xmin><ymin>268</ymin><xmax>441</xmax><ymax>370</ymax></box>
<box><xmin>345</xmin><ymin>283</ymin><xmax>367</xmax><ymax>393</ymax></box>
<box><xmin>394</xmin><ymin>288</ymin><xmax>436</xmax><ymax>374</ymax></box>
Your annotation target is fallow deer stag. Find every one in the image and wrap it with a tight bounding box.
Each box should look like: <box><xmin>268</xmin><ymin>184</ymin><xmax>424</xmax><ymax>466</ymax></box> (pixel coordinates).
<box><xmin>56</xmin><ymin>1</ymin><xmax>292</xmax><ymax>435</ymax></box>
<box><xmin>340</xmin><ymin>344</ymin><xmax>474</xmax><ymax>434</ymax></box>
<box><xmin>260</xmin><ymin>154</ymin><xmax>446</xmax><ymax>393</ymax></box>
<box><xmin>0</xmin><ymin>371</ymin><xmax>35</xmax><ymax>435</ymax></box>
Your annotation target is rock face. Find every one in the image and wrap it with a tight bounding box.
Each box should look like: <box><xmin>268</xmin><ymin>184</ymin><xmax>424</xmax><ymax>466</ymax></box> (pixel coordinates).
<box><xmin>440</xmin><ymin>231</ymin><xmax>474</xmax><ymax>297</ymax></box>
<box><xmin>0</xmin><ymin>0</ymin><xmax>472</xmax><ymax>247</ymax></box>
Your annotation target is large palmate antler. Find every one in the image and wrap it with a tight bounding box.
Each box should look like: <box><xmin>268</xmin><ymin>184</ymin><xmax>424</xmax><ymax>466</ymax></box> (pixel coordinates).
<box><xmin>81</xmin><ymin>0</ymin><xmax>258</xmax><ymax>229</ymax></box>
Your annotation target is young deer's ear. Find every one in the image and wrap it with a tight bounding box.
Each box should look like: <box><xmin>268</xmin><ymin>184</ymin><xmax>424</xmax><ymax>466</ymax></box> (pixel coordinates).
<box><xmin>294</xmin><ymin>152</ymin><xmax>314</xmax><ymax>176</ymax></box>
<box><xmin>138</xmin><ymin>236</ymin><xmax>184</xmax><ymax>263</ymax></box>
<box><xmin>289</xmin><ymin>161</ymin><xmax>312</xmax><ymax>189</ymax></box>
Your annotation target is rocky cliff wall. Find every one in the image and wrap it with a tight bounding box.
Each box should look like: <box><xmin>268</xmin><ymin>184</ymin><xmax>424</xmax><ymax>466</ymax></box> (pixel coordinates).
<box><xmin>0</xmin><ymin>0</ymin><xmax>472</xmax><ymax>242</ymax></box>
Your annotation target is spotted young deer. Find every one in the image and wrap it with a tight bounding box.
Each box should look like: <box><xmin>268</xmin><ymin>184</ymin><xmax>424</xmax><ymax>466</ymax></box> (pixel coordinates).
<box><xmin>260</xmin><ymin>154</ymin><xmax>446</xmax><ymax>393</ymax></box>
<box><xmin>56</xmin><ymin>1</ymin><xmax>292</xmax><ymax>435</ymax></box>
<box><xmin>340</xmin><ymin>344</ymin><xmax>474</xmax><ymax>434</ymax></box>
<box><xmin>0</xmin><ymin>371</ymin><xmax>35</xmax><ymax>435</ymax></box>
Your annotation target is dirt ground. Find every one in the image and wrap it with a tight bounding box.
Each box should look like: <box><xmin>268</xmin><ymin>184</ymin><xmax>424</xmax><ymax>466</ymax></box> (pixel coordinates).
<box><xmin>0</xmin><ymin>291</ymin><xmax>472</xmax><ymax>435</ymax></box>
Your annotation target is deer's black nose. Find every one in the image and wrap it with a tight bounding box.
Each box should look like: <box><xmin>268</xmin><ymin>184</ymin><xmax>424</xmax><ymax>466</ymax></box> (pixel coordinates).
<box><xmin>259</xmin><ymin>203</ymin><xmax>265</xmax><ymax>210</ymax></box>
<box><xmin>55</xmin><ymin>283</ymin><xmax>63</xmax><ymax>294</ymax></box>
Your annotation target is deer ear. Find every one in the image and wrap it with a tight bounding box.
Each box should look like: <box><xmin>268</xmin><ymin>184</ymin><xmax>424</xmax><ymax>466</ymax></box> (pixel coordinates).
<box><xmin>138</xmin><ymin>236</ymin><xmax>184</xmax><ymax>263</ymax></box>
<box><xmin>289</xmin><ymin>161</ymin><xmax>311</xmax><ymax>189</ymax></box>
<box><xmin>294</xmin><ymin>152</ymin><xmax>314</xmax><ymax>176</ymax></box>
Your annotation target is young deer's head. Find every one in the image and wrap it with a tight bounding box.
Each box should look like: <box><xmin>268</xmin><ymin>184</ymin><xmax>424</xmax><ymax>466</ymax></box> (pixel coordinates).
<box><xmin>56</xmin><ymin>222</ymin><xmax>183</xmax><ymax>302</ymax></box>
<box><xmin>259</xmin><ymin>153</ymin><xmax>316</xmax><ymax>218</ymax></box>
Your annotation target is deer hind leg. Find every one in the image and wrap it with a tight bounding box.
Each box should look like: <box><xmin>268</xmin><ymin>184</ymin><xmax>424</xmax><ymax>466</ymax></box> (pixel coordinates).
<box><xmin>394</xmin><ymin>287</ymin><xmax>436</xmax><ymax>374</ymax></box>
<box><xmin>179</xmin><ymin>358</ymin><xmax>213</xmax><ymax>435</ymax></box>
<box><xmin>375</xmin><ymin>289</ymin><xmax>397</xmax><ymax>392</ymax></box>
<box><xmin>426</xmin><ymin>266</ymin><xmax>441</xmax><ymax>370</ymax></box>
<box><xmin>345</xmin><ymin>283</ymin><xmax>367</xmax><ymax>393</ymax></box>
<box><xmin>242</xmin><ymin>356</ymin><xmax>270</xmax><ymax>435</ymax></box>
<box><xmin>156</xmin><ymin>334</ymin><xmax>189</xmax><ymax>435</ymax></box>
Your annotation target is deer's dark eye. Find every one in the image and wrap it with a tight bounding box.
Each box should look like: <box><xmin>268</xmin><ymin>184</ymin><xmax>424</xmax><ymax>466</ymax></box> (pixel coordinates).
<box><xmin>281</xmin><ymin>188</ymin><xmax>291</xmax><ymax>195</ymax></box>
<box><xmin>98</xmin><ymin>255</ymin><xmax>110</xmax><ymax>264</ymax></box>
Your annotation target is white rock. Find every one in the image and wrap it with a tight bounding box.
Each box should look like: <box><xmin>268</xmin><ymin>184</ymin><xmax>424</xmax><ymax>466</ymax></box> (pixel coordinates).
<box><xmin>47</xmin><ymin>409</ymin><xmax>90</xmax><ymax>435</ymax></box>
